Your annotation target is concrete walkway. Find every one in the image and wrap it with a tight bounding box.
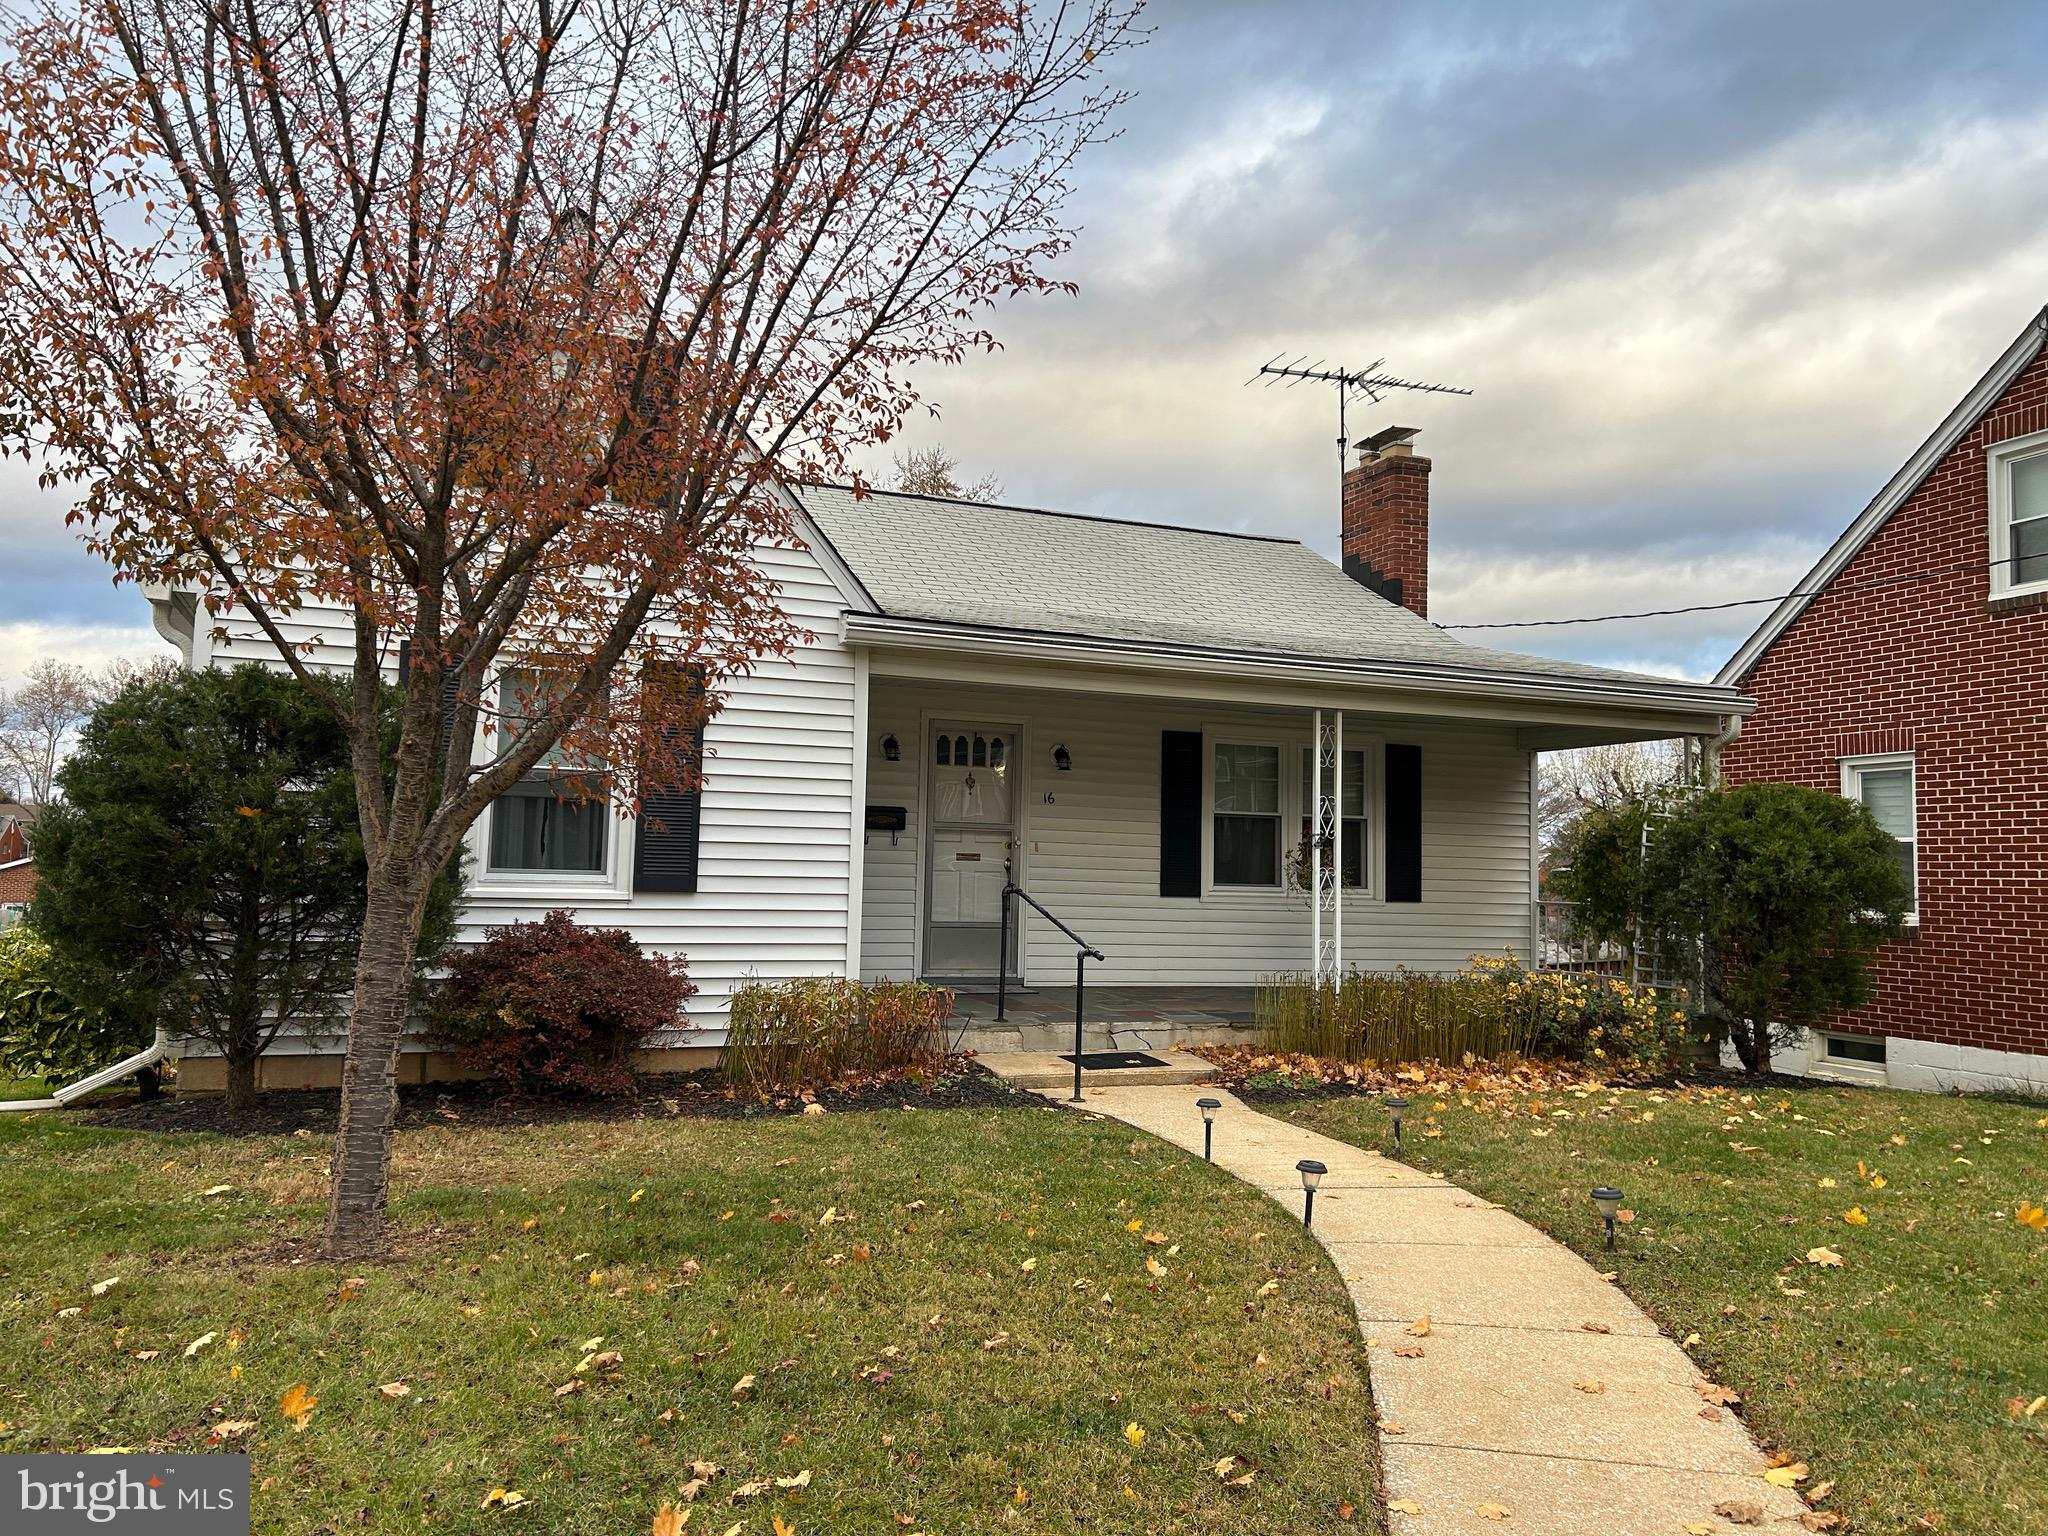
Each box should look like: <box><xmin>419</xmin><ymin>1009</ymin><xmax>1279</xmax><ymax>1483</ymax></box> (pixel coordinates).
<box><xmin>1053</xmin><ymin>1081</ymin><xmax>1810</xmax><ymax>1535</ymax></box>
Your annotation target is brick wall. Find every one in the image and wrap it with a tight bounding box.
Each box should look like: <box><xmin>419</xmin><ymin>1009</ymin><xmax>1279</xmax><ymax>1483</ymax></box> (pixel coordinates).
<box><xmin>1722</xmin><ymin>348</ymin><xmax>2048</xmax><ymax>1057</ymax></box>
<box><xmin>1342</xmin><ymin>446</ymin><xmax>1432</xmax><ymax>618</ymax></box>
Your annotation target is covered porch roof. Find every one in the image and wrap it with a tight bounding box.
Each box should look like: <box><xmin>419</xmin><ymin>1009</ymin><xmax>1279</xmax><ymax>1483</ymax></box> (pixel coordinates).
<box><xmin>848</xmin><ymin>611</ymin><xmax>1747</xmax><ymax>750</ymax></box>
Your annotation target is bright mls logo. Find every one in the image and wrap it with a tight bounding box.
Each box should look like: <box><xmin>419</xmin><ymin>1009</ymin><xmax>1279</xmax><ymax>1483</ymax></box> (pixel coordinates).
<box><xmin>5</xmin><ymin>1455</ymin><xmax>249</xmax><ymax>1533</ymax></box>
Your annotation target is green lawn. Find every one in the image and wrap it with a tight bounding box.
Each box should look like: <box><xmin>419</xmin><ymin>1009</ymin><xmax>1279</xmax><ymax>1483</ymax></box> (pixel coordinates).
<box><xmin>1279</xmin><ymin>1076</ymin><xmax>2048</xmax><ymax>1534</ymax></box>
<box><xmin>0</xmin><ymin>1098</ymin><xmax>1380</xmax><ymax>1534</ymax></box>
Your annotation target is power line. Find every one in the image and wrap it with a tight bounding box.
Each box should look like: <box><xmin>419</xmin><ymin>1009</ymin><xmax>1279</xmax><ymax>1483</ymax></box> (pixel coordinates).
<box><xmin>1440</xmin><ymin>554</ymin><xmax>2026</xmax><ymax>630</ymax></box>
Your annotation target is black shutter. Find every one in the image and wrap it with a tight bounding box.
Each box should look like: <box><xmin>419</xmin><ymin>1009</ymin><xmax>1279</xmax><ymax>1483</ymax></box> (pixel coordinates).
<box><xmin>1159</xmin><ymin>730</ymin><xmax>1203</xmax><ymax>898</ymax></box>
<box><xmin>634</xmin><ymin>663</ymin><xmax>705</xmax><ymax>893</ymax></box>
<box><xmin>1385</xmin><ymin>743</ymin><xmax>1422</xmax><ymax>903</ymax></box>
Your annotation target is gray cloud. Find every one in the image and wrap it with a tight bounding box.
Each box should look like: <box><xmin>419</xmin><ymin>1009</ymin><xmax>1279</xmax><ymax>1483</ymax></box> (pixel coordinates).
<box><xmin>9</xmin><ymin>0</ymin><xmax>2048</xmax><ymax>683</ymax></box>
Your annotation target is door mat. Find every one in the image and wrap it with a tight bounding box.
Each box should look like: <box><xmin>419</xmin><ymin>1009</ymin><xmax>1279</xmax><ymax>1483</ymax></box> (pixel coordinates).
<box><xmin>1060</xmin><ymin>1052</ymin><xmax>1170</xmax><ymax>1070</ymax></box>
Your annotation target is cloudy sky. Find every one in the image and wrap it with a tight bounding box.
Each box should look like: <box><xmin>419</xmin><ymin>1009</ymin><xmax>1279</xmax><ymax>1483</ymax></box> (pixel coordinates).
<box><xmin>9</xmin><ymin>0</ymin><xmax>2048</xmax><ymax>687</ymax></box>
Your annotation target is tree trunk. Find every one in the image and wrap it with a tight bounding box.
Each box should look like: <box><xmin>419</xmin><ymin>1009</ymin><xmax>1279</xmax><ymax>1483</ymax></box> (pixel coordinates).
<box><xmin>224</xmin><ymin>1051</ymin><xmax>259</xmax><ymax>1114</ymax></box>
<box><xmin>135</xmin><ymin>1063</ymin><xmax>163</xmax><ymax>1101</ymax></box>
<box><xmin>1731</xmin><ymin>1017</ymin><xmax>1767</xmax><ymax>1077</ymax></box>
<box><xmin>324</xmin><ymin>869</ymin><xmax>431</xmax><ymax>1260</ymax></box>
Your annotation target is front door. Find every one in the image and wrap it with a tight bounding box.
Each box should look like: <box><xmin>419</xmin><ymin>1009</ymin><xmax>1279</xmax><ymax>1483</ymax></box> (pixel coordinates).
<box><xmin>922</xmin><ymin>721</ymin><xmax>1021</xmax><ymax>979</ymax></box>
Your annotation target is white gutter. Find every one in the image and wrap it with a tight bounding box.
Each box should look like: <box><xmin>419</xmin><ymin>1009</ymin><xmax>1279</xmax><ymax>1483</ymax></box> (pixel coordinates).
<box><xmin>844</xmin><ymin>611</ymin><xmax>1752</xmax><ymax>722</ymax></box>
<box><xmin>0</xmin><ymin>1029</ymin><xmax>170</xmax><ymax>1113</ymax></box>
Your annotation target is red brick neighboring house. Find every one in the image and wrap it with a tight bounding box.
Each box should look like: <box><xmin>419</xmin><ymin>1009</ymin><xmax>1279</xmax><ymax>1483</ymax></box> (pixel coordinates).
<box><xmin>0</xmin><ymin>803</ymin><xmax>35</xmax><ymax>924</ymax></box>
<box><xmin>1717</xmin><ymin>306</ymin><xmax>2048</xmax><ymax>1094</ymax></box>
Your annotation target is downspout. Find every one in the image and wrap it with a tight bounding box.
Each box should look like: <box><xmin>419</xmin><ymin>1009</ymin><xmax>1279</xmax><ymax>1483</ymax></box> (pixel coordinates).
<box><xmin>0</xmin><ymin>1029</ymin><xmax>170</xmax><ymax>1113</ymax></box>
<box><xmin>1701</xmin><ymin>713</ymin><xmax>1742</xmax><ymax>788</ymax></box>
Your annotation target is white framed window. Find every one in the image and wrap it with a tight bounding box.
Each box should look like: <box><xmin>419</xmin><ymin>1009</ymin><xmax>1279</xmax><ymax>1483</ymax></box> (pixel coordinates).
<box><xmin>1987</xmin><ymin>428</ymin><xmax>2048</xmax><ymax>599</ymax></box>
<box><xmin>1840</xmin><ymin>752</ymin><xmax>1916</xmax><ymax>921</ymax></box>
<box><xmin>1298</xmin><ymin>745</ymin><xmax>1370</xmax><ymax>890</ymax></box>
<box><xmin>485</xmin><ymin>669</ymin><xmax>613</xmax><ymax>879</ymax></box>
<box><xmin>1211</xmin><ymin>740</ymin><xmax>1283</xmax><ymax>887</ymax></box>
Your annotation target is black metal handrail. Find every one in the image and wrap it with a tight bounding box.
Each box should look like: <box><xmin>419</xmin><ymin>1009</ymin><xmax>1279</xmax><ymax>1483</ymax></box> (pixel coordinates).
<box><xmin>997</xmin><ymin>883</ymin><xmax>1105</xmax><ymax>1103</ymax></box>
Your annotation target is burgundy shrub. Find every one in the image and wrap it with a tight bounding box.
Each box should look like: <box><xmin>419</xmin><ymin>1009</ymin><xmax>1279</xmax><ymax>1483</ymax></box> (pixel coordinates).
<box><xmin>431</xmin><ymin>910</ymin><xmax>694</xmax><ymax>1094</ymax></box>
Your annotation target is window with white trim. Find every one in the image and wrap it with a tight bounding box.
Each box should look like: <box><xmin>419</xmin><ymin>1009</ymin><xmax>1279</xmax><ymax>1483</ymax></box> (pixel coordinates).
<box><xmin>1840</xmin><ymin>753</ymin><xmax>1915</xmax><ymax>918</ymax></box>
<box><xmin>487</xmin><ymin>669</ymin><xmax>610</xmax><ymax>875</ymax></box>
<box><xmin>1987</xmin><ymin>430</ymin><xmax>2048</xmax><ymax>598</ymax></box>
<box><xmin>1299</xmin><ymin>745</ymin><xmax>1370</xmax><ymax>889</ymax></box>
<box><xmin>1212</xmin><ymin>741</ymin><xmax>1281</xmax><ymax>886</ymax></box>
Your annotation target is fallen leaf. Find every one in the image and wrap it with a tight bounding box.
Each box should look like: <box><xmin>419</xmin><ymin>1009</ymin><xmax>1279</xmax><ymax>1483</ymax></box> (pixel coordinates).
<box><xmin>1377</xmin><ymin>1418</ymin><xmax>1406</xmax><ymax>1434</ymax></box>
<box><xmin>774</xmin><ymin>1471</ymin><xmax>810</xmax><ymax>1490</ymax></box>
<box><xmin>1842</xmin><ymin>1207</ymin><xmax>1869</xmax><ymax>1226</ymax></box>
<box><xmin>774</xmin><ymin>1517</ymin><xmax>798</xmax><ymax>1536</ymax></box>
<box><xmin>1256</xmin><ymin>1279</ymin><xmax>1280</xmax><ymax>1297</ymax></box>
<box><xmin>629</xmin><ymin>1188</ymin><xmax>645</xmax><ymax>1204</ymax></box>
<box><xmin>1405</xmin><ymin>1316</ymin><xmax>1431</xmax><ymax>1337</ymax></box>
<box><xmin>481</xmin><ymin>1488</ymin><xmax>527</xmax><ymax>1510</ymax></box>
<box><xmin>1694</xmin><ymin>1381</ymin><xmax>1741</xmax><ymax>1405</ymax></box>
<box><xmin>1764</xmin><ymin>1461</ymin><xmax>1810</xmax><ymax>1487</ymax></box>
<box><xmin>1123</xmin><ymin>1422</ymin><xmax>1145</xmax><ymax>1448</ymax></box>
<box><xmin>1714</xmin><ymin>1499</ymin><xmax>1765</xmax><ymax>1525</ymax></box>
<box><xmin>1801</xmin><ymin>1513</ymin><xmax>1843</xmax><ymax>1532</ymax></box>
<box><xmin>91</xmin><ymin>1277</ymin><xmax>119</xmax><ymax>1297</ymax></box>
<box><xmin>375</xmin><ymin>1382</ymin><xmax>410</xmax><ymax>1400</ymax></box>
<box><xmin>2017</xmin><ymin>1201</ymin><xmax>2047</xmax><ymax>1232</ymax></box>
<box><xmin>1393</xmin><ymin>1345</ymin><xmax>1425</xmax><ymax>1359</ymax></box>
<box><xmin>1686</xmin><ymin>1523</ymin><xmax>1718</xmax><ymax>1535</ymax></box>
<box><xmin>1020</xmin><ymin>1258</ymin><xmax>1037</xmax><ymax>1273</ymax></box>
<box><xmin>1387</xmin><ymin>1498</ymin><xmax>1424</xmax><ymax>1515</ymax></box>
<box><xmin>1475</xmin><ymin>1503</ymin><xmax>1511</xmax><ymax>1520</ymax></box>
<box><xmin>981</xmin><ymin>1332</ymin><xmax>1011</xmax><ymax>1351</ymax></box>
<box><xmin>1806</xmin><ymin>1247</ymin><xmax>1845</xmax><ymax>1268</ymax></box>
<box><xmin>1145</xmin><ymin>1256</ymin><xmax>1166</xmax><ymax>1278</ymax></box>
<box><xmin>1698</xmin><ymin>1406</ymin><xmax>1724</xmax><ymax>1422</ymax></box>
<box><xmin>279</xmin><ymin>1382</ymin><xmax>318</xmax><ymax>1431</ymax></box>
<box><xmin>183</xmin><ymin>1331</ymin><xmax>217</xmax><ymax>1358</ymax></box>
<box><xmin>652</xmin><ymin>1504</ymin><xmax>687</xmax><ymax>1536</ymax></box>
<box><xmin>1580</xmin><ymin>1321</ymin><xmax>1611</xmax><ymax>1334</ymax></box>
<box><xmin>1574</xmin><ymin>1379</ymin><xmax>1605</xmax><ymax>1394</ymax></box>
<box><xmin>210</xmin><ymin>1419</ymin><xmax>256</xmax><ymax>1440</ymax></box>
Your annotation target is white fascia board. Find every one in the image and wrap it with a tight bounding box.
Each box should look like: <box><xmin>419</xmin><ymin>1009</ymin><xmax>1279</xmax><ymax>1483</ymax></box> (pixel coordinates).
<box><xmin>1716</xmin><ymin>306</ymin><xmax>2048</xmax><ymax>686</ymax></box>
<box><xmin>843</xmin><ymin>611</ymin><xmax>1750</xmax><ymax>725</ymax></box>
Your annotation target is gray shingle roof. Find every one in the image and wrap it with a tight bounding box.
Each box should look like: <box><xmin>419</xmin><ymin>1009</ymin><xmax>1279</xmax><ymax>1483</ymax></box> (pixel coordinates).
<box><xmin>796</xmin><ymin>483</ymin><xmax>1698</xmax><ymax>689</ymax></box>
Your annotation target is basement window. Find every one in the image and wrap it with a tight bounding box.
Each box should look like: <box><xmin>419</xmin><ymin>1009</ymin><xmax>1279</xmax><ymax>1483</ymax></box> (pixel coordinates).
<box><xmin>1820</xmin><ymin>1034</ymin><xmax>1886</xmax><ymax>1067</ymax></box>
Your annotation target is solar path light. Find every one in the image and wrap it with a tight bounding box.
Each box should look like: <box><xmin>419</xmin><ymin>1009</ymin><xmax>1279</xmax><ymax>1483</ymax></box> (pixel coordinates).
<box><xmin>1297</xmin><ymin>1159</ymin><xmax>1327</xmax><ymax>1230</ymax></box>
<box><xmin>1196</xmin><ymin>1097</ymin><xmax>1221</xmax><ymax>1161</ymax></box>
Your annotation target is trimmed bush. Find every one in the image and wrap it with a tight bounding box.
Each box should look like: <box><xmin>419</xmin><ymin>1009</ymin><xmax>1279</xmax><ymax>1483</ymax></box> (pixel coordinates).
<box><xmin>1256</xmin><ymin>954</ymin><xmax>1691</xmax><ymax>1075</ymax></box>
<box><xmin>723</xmin><ymin>977</ymin><xmax>952</xmax><ymax>1096</ymax></box>
<box><xmin>430</xmin><ymin>911</ymin><xmax>694</xmax><ymax>1095</ymax></box>
<box><xmin>0</xmin><ymin>923</ymin><xmax>152</xmax><ymax>1084</ymax></box>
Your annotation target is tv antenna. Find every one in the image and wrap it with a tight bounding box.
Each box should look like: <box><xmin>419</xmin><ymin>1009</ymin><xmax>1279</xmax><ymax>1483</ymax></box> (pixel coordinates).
<box><xmin>1247</xmin><ymin>356</ymin><xmax>1472</xmax><ymax>475</ymax></box>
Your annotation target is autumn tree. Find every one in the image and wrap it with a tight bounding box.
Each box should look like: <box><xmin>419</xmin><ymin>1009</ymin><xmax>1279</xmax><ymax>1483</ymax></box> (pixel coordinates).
<box><xmin>0</xmin><ymin>0</ymin><xmax>1142</xmax><ymax>1256</ymax></box>
<box><xmin>889</xmin><ymin>443</ymin><xmax>1002</xmax><ymax>502</ymax></box>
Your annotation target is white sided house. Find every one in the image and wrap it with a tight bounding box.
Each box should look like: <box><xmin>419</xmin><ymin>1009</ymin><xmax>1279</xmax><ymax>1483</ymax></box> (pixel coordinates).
<box><xmin>149</xmin><ymin>434</ymin><xmax>1751</xmax><ymax>1086</ymax></box>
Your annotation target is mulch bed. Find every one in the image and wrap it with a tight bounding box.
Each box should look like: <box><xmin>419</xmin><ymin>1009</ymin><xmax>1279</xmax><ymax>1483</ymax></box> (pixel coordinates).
<box><xmin>83</xmin><ymin>1055</ymin><xmax>1021</xmax><ymax>1138</ymax></box>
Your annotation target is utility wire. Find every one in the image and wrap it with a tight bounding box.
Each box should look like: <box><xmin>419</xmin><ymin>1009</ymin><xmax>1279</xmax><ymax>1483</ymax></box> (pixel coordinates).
<box><xmin>1441</xmin><ymin>554</ymin><xmax>2025</xmax><ymax>629</ymax></box>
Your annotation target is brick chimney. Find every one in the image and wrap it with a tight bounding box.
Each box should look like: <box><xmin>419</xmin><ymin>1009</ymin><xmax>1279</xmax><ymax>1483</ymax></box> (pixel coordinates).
<box><xmin>1341</xmin><ymin>427</ymin><xmax>1431</xmax><ymax>618</ymax></box>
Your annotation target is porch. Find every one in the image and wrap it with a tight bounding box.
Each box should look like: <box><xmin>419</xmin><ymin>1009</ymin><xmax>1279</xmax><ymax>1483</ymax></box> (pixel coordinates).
<box><xmin>854</xmin><ymin>665</ymin><xmax>1690</xmax><ymax>1022</ymax></box>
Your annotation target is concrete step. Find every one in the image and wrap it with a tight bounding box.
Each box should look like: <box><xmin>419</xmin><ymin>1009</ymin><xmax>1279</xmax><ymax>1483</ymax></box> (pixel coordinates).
<box><xmin>975</xmin><ymin>1050</ymin><xmax>1219</xmax><ymax>1091</ymax></box>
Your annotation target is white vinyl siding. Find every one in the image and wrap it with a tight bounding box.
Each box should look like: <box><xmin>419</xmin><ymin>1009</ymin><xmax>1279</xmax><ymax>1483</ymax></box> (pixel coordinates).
<box><xmin>859</xmin><ymin>677</ymin><xmax>1533</xmax><ymax>985</ymax></box>
<box><xmin>197</xmin><ymin>537</ymin><xmax>859</xmax><ymax>1037</ymax></box>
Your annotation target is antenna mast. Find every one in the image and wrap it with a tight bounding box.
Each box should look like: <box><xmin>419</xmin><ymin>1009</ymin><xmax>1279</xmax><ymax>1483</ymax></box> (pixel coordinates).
<box><xmin>1247</xmin><ymin>356</ymin><xmax>1472</xmax><ymax>476</ymax></box>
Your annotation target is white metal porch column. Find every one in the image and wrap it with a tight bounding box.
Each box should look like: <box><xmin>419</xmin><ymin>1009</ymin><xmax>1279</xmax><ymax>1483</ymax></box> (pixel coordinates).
<box><xmin>1311</xmin><ymin>708</ymin><xmax>1342</xmax><ymax>978</ymax></box>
